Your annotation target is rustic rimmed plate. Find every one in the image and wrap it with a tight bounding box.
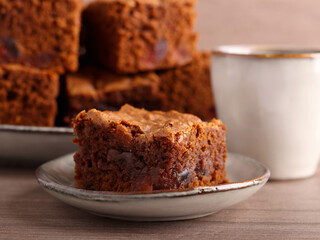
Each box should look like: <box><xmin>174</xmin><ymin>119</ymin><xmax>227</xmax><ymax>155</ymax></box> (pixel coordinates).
<box><xmin>35</xmin><ymin>152</ymin><xmax>270</xmax><ymax>221</ymax></box>
<box><xmin>0</xmin><ymin>124</ymin><xmax>76</xmax><ymax>164</ymax></box>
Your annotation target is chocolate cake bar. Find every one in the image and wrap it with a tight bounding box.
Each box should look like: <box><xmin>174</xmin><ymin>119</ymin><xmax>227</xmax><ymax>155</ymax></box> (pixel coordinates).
<box><xmin>63</xmin><ymin>66</ymin><xmax>167</xmax><ymax>125</ymax></box>
<box><xmin>0</xmin><ymin>64</ymin><xmax>59</xmax><ymax>126</ymax></box>
<box><xmin>158</xmin><ymin>52</ymin><xmax>215</xmax><ymax>120</ymax></box>
<box><xmin>0</xmin><ymin>0</ymin><xmax>82</xmax><ymax>73</ymax></box>
<box><xmin>73</xmin><ymin>105</ymin><xmax>227</xmax><ymax>192</ymax></box>
<box><xmin>82</xmin><ymin>0</ymin><xmax>197</xmax><ymax>73</ymax></box>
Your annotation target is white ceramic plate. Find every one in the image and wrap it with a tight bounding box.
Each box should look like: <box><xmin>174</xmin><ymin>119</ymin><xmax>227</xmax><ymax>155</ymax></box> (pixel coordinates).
<box><xmin>0</xmin><ymin>125</ymin><xmax>76</xmax><ymax>165</ymax></box>
<box><xmin>36</xmin><ymin>153</ymin><xmax>270</xmax><ymax>221</ymax></box>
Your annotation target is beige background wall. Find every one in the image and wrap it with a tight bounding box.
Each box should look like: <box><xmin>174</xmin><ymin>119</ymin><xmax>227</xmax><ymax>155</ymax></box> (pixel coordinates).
<box><xmin>196</xmin><ymin>0</ymin><xmax>320</xmax><ymax>50</ymax></box>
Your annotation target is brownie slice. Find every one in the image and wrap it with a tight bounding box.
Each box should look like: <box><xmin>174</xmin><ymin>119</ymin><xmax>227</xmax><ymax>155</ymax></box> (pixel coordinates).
<box><xmin>73</xmin><ymin>105</ymin><xmax>227</xmax><ymax>192</ymax></box>
<box><xmin>158</xmin><ymin>52</ymin><xmax>215</xmax><ymax>120</ymax></box>
<box><xmin>0</xmin><ymin>0</ymin><xmax>82</xmax><ymax>73</ymax></box>
<box><xmin>63</xmin><ymin>66</ymin><xmax>167</xmax><ymax>125</ymax></box>
<box><xmin>63</xmin><ymin>52</ymin><xmax>214</xmax><ymax>124</ymax></box>
<box><xmin>82</xmin><ymin>0</ymin><xmax>197</xmax><ymax>74</ymax></box>
<box><xmin>0</xmin><ymin>64</ymin><xmax>59</xmax><ymax>126</ymax></box>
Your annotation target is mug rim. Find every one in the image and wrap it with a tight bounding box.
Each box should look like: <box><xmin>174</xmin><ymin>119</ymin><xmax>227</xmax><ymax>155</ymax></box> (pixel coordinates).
<box><xmin>212</xmin><ymin>45</ymin><xmax>320</xmax><ymax>58</ymax></box>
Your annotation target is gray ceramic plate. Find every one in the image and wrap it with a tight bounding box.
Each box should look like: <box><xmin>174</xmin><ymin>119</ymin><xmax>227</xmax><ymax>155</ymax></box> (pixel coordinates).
<box><xmin>36</xmin><ymin>153</ymin><xmax>270</xmax><ymax>221</ymax></box>
<box><xmin>0</xmin><ymin>125</ymin><xmax>76</xmax><ymax>165</ymax></box>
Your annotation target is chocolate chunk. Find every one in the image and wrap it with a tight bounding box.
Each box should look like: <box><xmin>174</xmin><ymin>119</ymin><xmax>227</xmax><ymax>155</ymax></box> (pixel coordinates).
<box><xmin>0</xmin><ymin>37</ymin><xmax>20</xmax><ymax>63</ymax></box>
<box><xmin>178</xmin><ymin>169</ymin><xmax>192</xmax><ymax>185</ymax></box>
<box><xmin>22</xmin><ymin>53</ymin><xmax>56</xmax><ymax>69</ymax></box>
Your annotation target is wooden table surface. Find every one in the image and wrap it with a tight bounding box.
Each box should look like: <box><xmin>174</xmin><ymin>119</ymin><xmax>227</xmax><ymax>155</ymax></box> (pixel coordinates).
<box><xmin>1</xmin><ymin>165</ymin><xmax>319</xmax><ymax>240</ymax></box>
<box><xmin>2</xmin><ymin>1</ymin><xmax>320</xmax><ymax>239</ymax></box>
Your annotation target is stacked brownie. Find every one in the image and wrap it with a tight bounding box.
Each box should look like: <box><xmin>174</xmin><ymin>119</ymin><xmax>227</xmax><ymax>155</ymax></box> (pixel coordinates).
<box><xmin>0</xmin><ymin>65</ymin><xmax>59</xmax><ymax>126</ymax></box>
<box><xmin>64</xmin><ymin>52</ymin><xmax>214</xmax><ymax>124</ymax></box>
<box><xmin>64</xmin><ymin>0</ymin><xmax>215</xmax><ymax>124</ymax></box>
<box><xmin>0</xmin><ymin>0</ymin><xmax>215</xmax><ymax>127</ymax></box>
<box><xmin>82</xmin><ymin>0</ymin><xmax>197</xmax><ymax>73</ymax></box>
<box><xmin>0</xmin><ymin>0</ymin><xmax>82</xmax><ymax>126</ymax></box>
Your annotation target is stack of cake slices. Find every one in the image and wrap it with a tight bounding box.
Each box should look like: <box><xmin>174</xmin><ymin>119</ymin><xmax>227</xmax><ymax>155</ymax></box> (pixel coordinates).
<box><xmin>0</xmin><ymin>0</ymin><xmax>227</xmax><ymax>192</ymax></box>
<box><xmin>0</xmin><ymin>0</ymin><xmax>215</xmax><ymax>127</ymax></box>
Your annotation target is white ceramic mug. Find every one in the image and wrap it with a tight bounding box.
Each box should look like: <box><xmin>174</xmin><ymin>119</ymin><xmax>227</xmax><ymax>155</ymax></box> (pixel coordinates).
<box><xmin>211</xmin><ymin>45</ymin><xmax>320</xmax><ymax>180</ymax></box>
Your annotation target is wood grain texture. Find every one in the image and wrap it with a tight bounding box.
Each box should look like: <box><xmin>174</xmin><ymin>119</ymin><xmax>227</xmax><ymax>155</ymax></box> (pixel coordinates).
<box><xmin>0</xmin><ymin>166</ymin><xmax>319</xmax><ymax>240</ymax></box>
